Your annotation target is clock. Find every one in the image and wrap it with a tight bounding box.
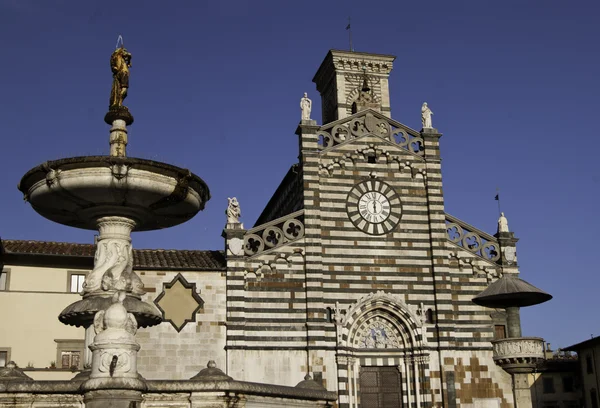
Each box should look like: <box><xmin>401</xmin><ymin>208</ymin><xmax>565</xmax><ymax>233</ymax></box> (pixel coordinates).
<box><xmin>346</xmin><ymin>179</ymin><xmax>402</xmax><ymax>235</ymax></box>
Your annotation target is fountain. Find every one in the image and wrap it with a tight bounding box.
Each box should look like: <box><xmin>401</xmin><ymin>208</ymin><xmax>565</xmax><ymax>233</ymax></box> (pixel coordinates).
<box><xmin>17</xmin><ymin>42</ymin><xmax>210</xmax><ymax>406</ymax></box>
<box><xmin>2</xmin><ymin>40</ymin><xmax>336</xmax><ymax>408</ymax></box>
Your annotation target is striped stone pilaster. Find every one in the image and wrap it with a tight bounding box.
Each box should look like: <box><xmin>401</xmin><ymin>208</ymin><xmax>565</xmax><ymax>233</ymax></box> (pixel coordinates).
<box><xmin>223</xmin><ymin>224</ymin><xmax>247</xmax><ymax>355</ymax></box>
<box><xmin>297</xmin><ymin>120</ymin><xmax>327</xmax><ymax>350</ymax></box>
<box><xmin>421</xmin><ymin>128</ymin><xmax>454</xmax><ymax>407</ymax></box>
<box><xmin>335</xmin><ymin>354</ymin><xmax>352</xmax><ymax>408</ymax></box>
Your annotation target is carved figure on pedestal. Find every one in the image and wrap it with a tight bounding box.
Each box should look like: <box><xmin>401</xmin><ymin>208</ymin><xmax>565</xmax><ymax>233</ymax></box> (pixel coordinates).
<box><xmin>300</xmin><ymin>92</ymin><xmax>312</xmax><ymax>121</ymax></box>
<box><xmin>109</xmin><ymin>46</ymin><xmax>132</xmax><ymax>108</ymax></box>
<box><xmin>226</xmin><ymin>197</ymin><xmax>242</xmax><ymax>224</ymax></box>
<box><xmin>421</xmin><ymin>102</ymin><xmax>433</xmax><ymax>129</ymax></box>
<box><xmin>498</xmin><ymin>212</ymin><xmax>509</xmax><ymax>233</ymax></box>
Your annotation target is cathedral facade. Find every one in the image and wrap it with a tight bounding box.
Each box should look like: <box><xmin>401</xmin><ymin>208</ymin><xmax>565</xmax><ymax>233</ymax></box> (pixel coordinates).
<box><xmin>221</xmin><ymin>50</ymin><xmax>517</xmax><ymax>408</ymax></box>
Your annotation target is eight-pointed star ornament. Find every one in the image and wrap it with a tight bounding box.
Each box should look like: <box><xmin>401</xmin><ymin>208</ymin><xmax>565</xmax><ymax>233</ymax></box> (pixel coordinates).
<box><xmin>154</xmin><ymin>274</ymin><xmax>204</xmax><ymax>332</ymax></box>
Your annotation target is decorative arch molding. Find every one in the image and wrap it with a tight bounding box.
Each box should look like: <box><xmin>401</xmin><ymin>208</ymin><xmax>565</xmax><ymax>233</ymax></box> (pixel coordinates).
<box><xmin>346</xmin><ymin>86</ymin><xmax>381</xmax><ymax>106</ymax></box>
<box><xmin>334</xmin><ymin>291</ymin><xmax>427</xmax><ymax>350</ymax></box>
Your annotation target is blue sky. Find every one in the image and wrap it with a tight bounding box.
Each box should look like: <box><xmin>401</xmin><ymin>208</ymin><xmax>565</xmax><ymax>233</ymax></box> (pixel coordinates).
<box><xmin>0</xmin><ymin>0</ymin><xmax>598</xmax><ymax>349</ymax></box>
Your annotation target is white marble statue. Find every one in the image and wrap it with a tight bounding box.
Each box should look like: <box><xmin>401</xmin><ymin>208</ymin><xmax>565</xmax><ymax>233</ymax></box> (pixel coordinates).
<box><xmin>498</xmin><ymin>212</ymin><xmax>509</xmax><ymax>233</ymax></box>
<box><xmin>300</xmin><ymin>92</ymin><xmax>312</xmax><ymax>121</ymax></box>
<box><xmin>421</xmin><ymin>102</ymin><xmax>433</xmax><ymax>129</ymax></box>
<box><xmin>226</xmin><ymin>197</ymin><xmax>241</xmax><ymax>224</ymax></box>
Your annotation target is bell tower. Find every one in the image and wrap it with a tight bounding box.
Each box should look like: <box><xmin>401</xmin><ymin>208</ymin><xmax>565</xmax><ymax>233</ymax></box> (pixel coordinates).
<box><xmin>312</xmin><ymin>50</ymin><xmax>396</xmax><ymax>124</ymax></box>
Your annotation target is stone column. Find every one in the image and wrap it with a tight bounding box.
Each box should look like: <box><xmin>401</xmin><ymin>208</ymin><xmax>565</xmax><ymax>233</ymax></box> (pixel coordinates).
<box><xmin>506</xmin><ymin>307</ymin><xmax>522</xmax><ymax>338</ymax></box>
<box><xmin>403</xmin><ymin>360</ymin><xmax>412</xmax><ymax>408</ymax></box>
<box><xmin>109</xmin><ymin>119</ymin><xmax>128</xmax><ymax>157</ymax></box>
<box><xmin>513</xmin><ymin>373</ymin><xmax>533</xmax><ymax>408</ymax></box>
<box><xmin>104</xmin><ymin>106</ymin><xmax>133</xmax><ymax>158</ymax></box>
<box><xmin>413</xmin><ymin>358</ymin><xmax>422</xmax><ymax>408</ymax></box>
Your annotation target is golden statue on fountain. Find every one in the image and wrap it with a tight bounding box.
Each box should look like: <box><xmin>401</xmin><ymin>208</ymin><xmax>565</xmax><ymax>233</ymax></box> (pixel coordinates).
<box><xmin>105</xmin><ymin>39</ymin><xmax>134</xmax><ymax>126</ymax></box>
<box><xmin>109</xmin><ymin>47</ymin><xmax>131</xmax><ymax>108</ymax></box>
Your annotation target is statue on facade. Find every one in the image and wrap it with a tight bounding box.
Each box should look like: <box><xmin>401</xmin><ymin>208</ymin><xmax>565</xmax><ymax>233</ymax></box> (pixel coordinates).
<box><xmin>109</xmin><ymin>46</ymin><xmax>132</xmax><ymax>109</ymax></box>
<box><xmin>300</xmin><ymin>92</ymin><xmax>312</xmax><ymax>121</ymax></box>
<box><xmin>226</xmin><ymin>197</ymin><xmax>241</xmax><ymax>224</ymax></box>
<box><xmin>421</xmin><ymin>102</ymin><xmax>433</xmax><ymax>129</ymax></box>
<box><xmin>498</xmin><ymin>212</ymin><xmax>510</xmax><ymax>233</ymax></box>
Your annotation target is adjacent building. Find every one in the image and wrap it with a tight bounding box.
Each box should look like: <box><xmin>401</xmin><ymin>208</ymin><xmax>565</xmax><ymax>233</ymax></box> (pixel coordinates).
<box><xmin>565</xmin><ymin>337</ymin><xmax>600</xmax><ymax>408</ymax></box>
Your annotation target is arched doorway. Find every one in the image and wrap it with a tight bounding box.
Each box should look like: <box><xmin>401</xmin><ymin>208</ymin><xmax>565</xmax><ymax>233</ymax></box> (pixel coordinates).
<box><xmin>334</xmin><ymin>292</ymin><xmax>429</xmax><ymax>408</ymax></box>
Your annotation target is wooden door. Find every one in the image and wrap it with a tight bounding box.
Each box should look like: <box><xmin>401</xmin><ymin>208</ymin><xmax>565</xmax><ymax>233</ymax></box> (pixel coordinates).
<box><xmin>359</xmin><ymin>366</ymin><xmax>402</xmax><ymax>408</ymax></box>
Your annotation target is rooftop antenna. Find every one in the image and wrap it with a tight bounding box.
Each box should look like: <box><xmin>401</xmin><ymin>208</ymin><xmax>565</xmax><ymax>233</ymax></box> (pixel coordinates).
<box><xmin>115</xmin><ymin>34</ymin><xmax>124</xmax><ymax>49</ymax></box>
<box><xmin>346</xmin><ymin>17</ymin><xmax>354</xmax><ymax>52</ymax></box>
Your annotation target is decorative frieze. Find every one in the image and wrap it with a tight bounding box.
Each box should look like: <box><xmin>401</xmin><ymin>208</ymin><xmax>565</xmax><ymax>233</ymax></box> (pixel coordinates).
<box><xmin>333</xmin><ymin>57</ymin><xmax>393</xmax><ymax>74</ymax></box>
<box><xmin>244</xmin><ymin>210</ymin><xmax>305</xmax><ymax>256</ymax></box>
<box><xmin>319</xmin><ymin>144</ymin><xmax>426</xmax><ymax>179</ymax></box>
<box><xmin>446</xmin><ymin>214</ymin><xmax>501</xmax><ymax>263</ymax></box>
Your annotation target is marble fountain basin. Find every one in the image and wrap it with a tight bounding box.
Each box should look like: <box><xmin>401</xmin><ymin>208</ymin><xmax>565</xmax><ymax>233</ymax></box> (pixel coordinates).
<box><xmin>18</xmin><ymin>156</ymin><xmax>210</xmax><ymax>231</ymax></box>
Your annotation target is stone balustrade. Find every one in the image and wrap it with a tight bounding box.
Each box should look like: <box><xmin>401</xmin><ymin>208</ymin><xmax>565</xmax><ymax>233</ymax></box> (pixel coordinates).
<box><xmin>491</xmin><ymin>337</ymin><xmax>544</xmax><ymax>374</ymax></box>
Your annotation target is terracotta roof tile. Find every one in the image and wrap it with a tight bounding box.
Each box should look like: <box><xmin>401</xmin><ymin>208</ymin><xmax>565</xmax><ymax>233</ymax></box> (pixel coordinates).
<box><xmin>0</xmin><ymin>239</ymin><xmax>225</xmax><ymax>271</ymax></box>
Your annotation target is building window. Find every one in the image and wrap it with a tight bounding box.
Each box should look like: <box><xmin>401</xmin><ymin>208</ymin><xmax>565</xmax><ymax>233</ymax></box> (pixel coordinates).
<box><xmin>68</xmin><ymin>272</ymin><xmax>86</xmax><ymax>293</ymax></box>
<box><xmin>494</xmin><ymin>325</ymin><xmax>506</xmax><ymax>339</ymax></box>
<box><xmin>543</xmin><ymin>377</ymin><xmax>555</xmax><ymax>394</ymax></box>
<box><xmin>587</xmin><ymin>355</ymin><xmax>594</xmax><ymax>374</ymax></box>
<box><xmin>55</xmin><ymin>339</ymin><xmax>84</xmax><ymax>370</ymax></box>
<box><xmin>0</xmin><ymin>269</ymin><xmax>10</xmax><ymax>291</ymax></box>
<box><xmin>0</xmin><ymin>348</ymin><xmax>9</xmax><ymax>367</ymax></box>
<box><xmin>60</xmin><ymin>351</ymin><xmax>81</xmax><ymax>369</ymax></box>
<box><xmin>426</xmin><ymin>309</ymin><xmax>434</xmax><ymax>324</ymax></box>
<box><xmin>562</xmin><ymin>376</ymin><xmax>574</xmax><ymax>393</ymax></box>
<box><xmin>591</xmin><ymin>388</ymin><xmax>598</xmax><ymax>408</ymax></box>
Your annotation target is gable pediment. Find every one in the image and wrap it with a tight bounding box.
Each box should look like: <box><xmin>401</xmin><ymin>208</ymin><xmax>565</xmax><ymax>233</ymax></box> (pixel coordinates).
<box><xmin>320</xmin><ymin>109</ymin><xmax>417</xmax><ymax>133</ymax></box>
<box><xmin>317</xmin><ymin>109</ymin><xmax>424</xmax><ymax>158</ymax></box>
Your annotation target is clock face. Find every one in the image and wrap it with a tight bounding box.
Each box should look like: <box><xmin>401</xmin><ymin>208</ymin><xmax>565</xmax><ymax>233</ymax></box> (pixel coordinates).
<box><xmin>346</xmin><ymin>180</ymin><xmax>402</xmax><ymax>235</ymax></box>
